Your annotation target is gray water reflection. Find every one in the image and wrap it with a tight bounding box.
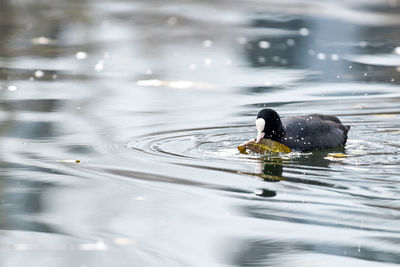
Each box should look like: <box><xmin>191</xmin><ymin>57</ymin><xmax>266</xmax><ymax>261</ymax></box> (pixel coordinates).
<box><xmin>1</xmin><ymin>0</ymin><xmax>400</xmax><ymax>266</ymax></box>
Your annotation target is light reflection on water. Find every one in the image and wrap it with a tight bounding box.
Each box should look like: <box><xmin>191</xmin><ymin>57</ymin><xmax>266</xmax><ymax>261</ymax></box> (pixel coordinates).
<box><xmin>1</xmin><ymin>0</ymin><xmax>400</xmax><ymax>266</ymax></box>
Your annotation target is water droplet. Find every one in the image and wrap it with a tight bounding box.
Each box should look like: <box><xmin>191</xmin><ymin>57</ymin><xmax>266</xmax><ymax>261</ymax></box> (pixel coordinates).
<box><xmin>76</xmin><ymin>51</ymin><xmax>88</xmax><ymax>60</ymax></box>
<box><xmin>34</xmin><ymin>70</ymin><xmax>44</xmax><ymax>78</ymax></box>
<box><xmin>204</xmin><ymin>58</ymin><xmax>212</xmax><ymax>66</ymax></box>
<box><xmin>259</xmin><ymin>41</ymin><xmax>270</xmax><ymax>49</ymax></box>
<box><xmin>286</xmin><ymin>39</ymin><xmax>295</xmax><ymax>46</ymax></box>
<box><xmin>349</xmin><ymin>65</ymin><xmax>352</xmax><ymax>69</ymax></box>
<box><xmin>299</xmin><ymin>28</ymin><xmax>310</xmax><ymax>36</ymax></box>
<box><xmin>364</xmin><ymin>73</ymin><xmax>368</xmax><ymax>76</ymax></box>
<box><xmin>254</xmin><ymin>189</ymin><xmax>263</xmax><ymax>195</ymax></box>
<box><xmin>317</xmin><ymin>53</ymin><xmax>326</xmax><ymax>60</ymax></box>
<box><xmin>8</xmin><ymin>85</ymin><xmax>17</xmax><ymax>91</ymax></box>
<box><xmin>94</xmin><ymin>60</ymin><xmax>104</xmax><ymax>72</ymax></box>
<box><xmin>331</xmin><ymin>54</ymin><xmax>339</xmax><ymax>61</ymax></box>
<box><xmin>202</xmin><ymin>39</ymin><xmax>213</xmax><ymax>48</ymax></box>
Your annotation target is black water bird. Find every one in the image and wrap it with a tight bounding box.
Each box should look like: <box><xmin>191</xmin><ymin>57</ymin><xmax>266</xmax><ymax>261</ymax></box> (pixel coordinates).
<box><xmin>256</xmin><ymin>108</ymin><xmax>350</xmax><ymax>151</ymax></box>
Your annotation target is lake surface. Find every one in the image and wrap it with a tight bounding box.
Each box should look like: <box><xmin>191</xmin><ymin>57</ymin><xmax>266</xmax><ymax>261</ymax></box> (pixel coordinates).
<box><xmin>1</xmin><ymin>0</ymin><xmax>400</xmax><ymax>266</ymax></box>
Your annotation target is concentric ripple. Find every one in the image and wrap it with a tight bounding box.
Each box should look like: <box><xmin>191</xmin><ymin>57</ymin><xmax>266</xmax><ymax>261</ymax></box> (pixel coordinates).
<box><xmin>126</xmin><ymin>120</ymin><xmax>400</xmax><ymax>198</ymax></box>
<box><xmin>127</xmin><ymin>125</ymin><xmax>259</xmax><ymax>162</ymax></box>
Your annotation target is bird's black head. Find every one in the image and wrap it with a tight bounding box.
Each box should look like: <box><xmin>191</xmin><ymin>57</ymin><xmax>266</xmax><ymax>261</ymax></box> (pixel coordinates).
<box><xmin>256</xmin><ymin>108</ymin><xmax>285</xmax><ymax>142</ymax></box>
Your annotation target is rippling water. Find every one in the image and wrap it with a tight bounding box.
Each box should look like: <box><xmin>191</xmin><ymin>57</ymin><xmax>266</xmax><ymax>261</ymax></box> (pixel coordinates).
<box><xmin>1</xmin><ymin>0</ymin><xmax>400</xmax><ymax>266</ymax></box>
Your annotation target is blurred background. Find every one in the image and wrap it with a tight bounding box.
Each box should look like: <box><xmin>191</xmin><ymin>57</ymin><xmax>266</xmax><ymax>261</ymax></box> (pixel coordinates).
<box><xmin>1</xmin><ymin>0</ymin><xmax>400</xmax><ymax>266</ymax></box>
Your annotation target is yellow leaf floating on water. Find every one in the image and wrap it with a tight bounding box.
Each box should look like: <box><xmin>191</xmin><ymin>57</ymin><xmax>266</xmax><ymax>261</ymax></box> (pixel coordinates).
<box><xmin>324</xmin><ymin>153</ymin><xmax>349</xmax><ymax>161</ymax></box>
<box><xmin>238</xmin><ymin>139</ymin><xmax>292</xmax><ymax>154</ymax></box>
<box><xmin>238</xmin><ymin>145</ymin><xmax>247</xmax><ymax>154</ymax></box>
<box><xmin>57</xmin><ymin>159</ymin><xmax>83</xmax><ymax>163</ymax></box>
<box><xmin>327</xmin><ymin>153</ymin><xmax>349</xmax><ymax>157</ymax></box>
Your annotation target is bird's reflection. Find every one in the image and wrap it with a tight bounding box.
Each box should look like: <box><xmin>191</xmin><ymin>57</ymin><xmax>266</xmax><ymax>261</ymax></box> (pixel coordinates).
<box><xmin>254</xmin><ymin>188</ymin><xmax>277</xmax><ymax>198</ymax></box>
<box><xmin>257</xmin><ymin>158</ymin><xmax>284</xmax><ymax>182</ymax></box>
<box><xmin>253</xmin><ymin>147</ymin><xmax>347</xmax><ymax>198</ymax></box>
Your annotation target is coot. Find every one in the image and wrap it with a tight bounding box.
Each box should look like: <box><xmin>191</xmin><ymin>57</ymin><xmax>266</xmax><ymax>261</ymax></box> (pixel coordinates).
<box><xmin>256</xmin><ymin>108</ymin><xmax>350</xmax><ymax>151</ymax></box>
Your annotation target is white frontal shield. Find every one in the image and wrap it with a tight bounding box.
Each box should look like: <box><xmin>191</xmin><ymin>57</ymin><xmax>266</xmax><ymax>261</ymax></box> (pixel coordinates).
<box><xmin>256</xmin><ymin>118</ymin><xmax>265</xmax><ymax>143</ymax></box>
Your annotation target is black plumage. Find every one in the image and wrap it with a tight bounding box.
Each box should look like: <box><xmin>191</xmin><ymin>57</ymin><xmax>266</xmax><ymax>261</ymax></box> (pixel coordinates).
<box><xmin>256</xmin><ymin>108</ymin><xmax>350</xmax><ymax>151</ymax></box>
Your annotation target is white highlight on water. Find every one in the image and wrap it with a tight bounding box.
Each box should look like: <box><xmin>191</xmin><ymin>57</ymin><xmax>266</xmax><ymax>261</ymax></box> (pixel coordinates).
<box><xmin>331</xmin><ymin>54</ymin><xmax>339</xmax><ymax>61</ymax></box>
<box><xmin>94</xmin><ymin>60</ymin><xmax>104</xmax><ymax>72</ymax></box>
<box><xmin>79</xmin><ymin>240</ymin><xmax>108</xmax><ymax>251</ymax></box>
<box><xmin>31</xmin><ymin>36</ymin><xmax>55</xmax><ymax>45</ymax></box>
<box><xmin>317</xmin><ymin>53</ymin><xmax>326</xmax><ymax>60</ymax></box>
<box><xmin>8</xmin><ymin>85</ymin><xmax>17</xmax><ymax>91</ymax></box>
<box><xmin>76</xmin><ymin>51</ymin><xmax>88</xmax><ymax>60</ymax></box>
<box><xmin>204</xmin><ymin>58</ymin><xmax>213</xmax><ymax>66</ymax></box>
<box><xmin>34</xmin><ymin>70</ymin><xmax>44</xmax><ymax>78</ymax></box>
<box><xmin>203</xmin><ymin>40</ymin><xmax>213</xmax><ymax>48</ymax></box>
<box><xmin>299</xmin><ymin>28</ymin><xmax>310</xmax><ymax>36</ymax></box>
<box><xmin>259</xmin><ymin>41</ymin><xmax>270</xmax><ymax>49</ymax></box>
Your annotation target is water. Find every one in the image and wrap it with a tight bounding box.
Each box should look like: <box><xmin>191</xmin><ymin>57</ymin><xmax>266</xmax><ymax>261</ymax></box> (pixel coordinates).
<box><xmin>1</xmin><ymin>0</ymin><xmax>400</xmax><ymax>266</ymax></box>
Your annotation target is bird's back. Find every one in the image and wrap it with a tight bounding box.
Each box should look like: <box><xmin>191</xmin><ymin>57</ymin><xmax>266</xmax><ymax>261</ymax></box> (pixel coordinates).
<box><xmin>281</xmin><ymin>114</ymin><xmax>350</xmax><ymax>151</ymax></box>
